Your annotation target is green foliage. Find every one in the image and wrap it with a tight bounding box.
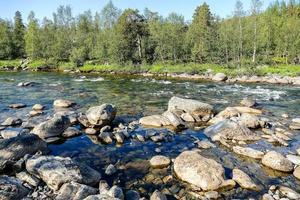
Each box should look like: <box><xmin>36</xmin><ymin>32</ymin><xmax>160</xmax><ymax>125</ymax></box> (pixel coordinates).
<box><xmin>12</xmin><ymin>11</ymin><xmax>25</xmax><ymax>58</ymax></box>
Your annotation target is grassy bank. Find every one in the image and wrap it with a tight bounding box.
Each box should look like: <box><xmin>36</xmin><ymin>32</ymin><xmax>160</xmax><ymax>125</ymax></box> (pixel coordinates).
<box><xmin>0</xmin><ymin>59</ymin><xmax>300</xmax><ymax>77</ymax></box>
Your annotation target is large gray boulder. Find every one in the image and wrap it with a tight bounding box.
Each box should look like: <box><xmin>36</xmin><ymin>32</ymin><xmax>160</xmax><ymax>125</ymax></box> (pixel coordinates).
<box><xmin>86</xmin><ymin>104</ymin><xmax>117</xmax><ymax>127</ymax></box>
<box><xmin>56</xmin><ymin>182</ymin><xmax>98</xmax><ymax>200</ymax></box>
<box><xmin>168</xmin><ymin>97</ymin><xmax>214</xmax><ymax>119</ymax></box>
<box><xmin>31</xmin><ymin>115</ymin><xmax>70</xmax><ymax>140</ymax></box>
<box><xmin>26</xmin><ymin>155</ymin><xmax>101</xmax><ymax>191</ymax></box>
<box><xmin>0</xmin><ymin>134</ymin><xmax>47</xmax><ymax>170</ymax></box>
<box><xmin>0</xmin><ymin>175</ymin><xmax>29</xmax><ymax>200</ymax></box>
<box><xmin>174</xmin><ymin>151</ymin><xmax>235</xmax><ymax>191</ymax></box>
<box><xmin>204</xmin><ymin>120</ymin><xmax>261</xmax><ymax>142</ymax></box>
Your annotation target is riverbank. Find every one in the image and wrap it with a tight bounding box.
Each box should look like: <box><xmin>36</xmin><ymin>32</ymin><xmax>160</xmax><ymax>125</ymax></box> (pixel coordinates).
<box><xmin>1</xmin><ymin>60</ymin><xmax>300</xmax><ymax>85</ymax></box>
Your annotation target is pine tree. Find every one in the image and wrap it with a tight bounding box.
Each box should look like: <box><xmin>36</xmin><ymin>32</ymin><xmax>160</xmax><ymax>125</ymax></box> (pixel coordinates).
<box><xmin>12</xmin><ymin>11</ymin><xmax>25</xmax><ymax>58</ymax></box>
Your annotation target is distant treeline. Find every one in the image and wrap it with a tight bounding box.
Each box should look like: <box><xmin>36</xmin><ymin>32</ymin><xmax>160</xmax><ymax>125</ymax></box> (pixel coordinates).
<box><xmin>0</xmin><ymin>0</ymin><xmax>299</xmax><ymax>67</ymax></box>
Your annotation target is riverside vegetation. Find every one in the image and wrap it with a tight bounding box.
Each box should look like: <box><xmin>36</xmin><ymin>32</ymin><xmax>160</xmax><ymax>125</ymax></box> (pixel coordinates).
<box><xmin>0</xmin><ymin>0</ymin><xmax>300</xmax><ymax>77</ymax></box>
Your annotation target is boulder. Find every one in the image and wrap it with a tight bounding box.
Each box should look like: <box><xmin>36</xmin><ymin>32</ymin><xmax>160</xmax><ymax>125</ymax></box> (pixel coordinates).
<box><xmin>232</xmin><ymin>146</ymin><xmax>264</xmax><ymax>159</ymax></box>
<box><xmin>26</xmin><ymin>155</ymin><xmax>101</xmax><ymax>191</ymax></box>
<box><xmin>56</xmin><ymin>182</ymin><xmax>98</xmax><ymax>200</ymax></box>
<box><xmin>240</xmin><ymin>98</ymin><xmax>257</xmax><ymax>107</ymax></box>
<box><xmin>204</xmin><ymin>120</ymin><xmax>261</xmax><ymax>142</ymax></box>
<box><xmin>31</xmin><ymin>115</ymin><xmax>70</xmax><ymax>140</ymax></box>
<box><xmin>162</xmin><ymin>111</ymin><xmax>185</xmax><ymax>128</ymax></box>
<box><xmin>107</xmin><ymin>186</ymin><xmax>124</xmax><ymax>200</ymax></box>
<box><xmin>238</xmin><ymin>113</ymin><xmax>261</xmax><ymax>129</ymax></box>
<box><xmin>180</xmin><ymin>113</ymin><xmax>195</xmax><ymax>122</ymax></box>
<box><xmin>99</xmin><ymin>132</ymin><xmax>113</xmax><ymax>144</ymax></box>
<box><xmin>32</xmin><ymin>104</ymin><xmax>44</xmax><ymax>110</ymax></box>
<box><xmin>209</xmin><ymin>107</ymin><xmax>240</xmax><ymax>124</ymax></box>
<box><xmin>0</xmin><ymin>175</ymin><xmax>29</xmax><ymax>200</ymax></box>
<box><xmin>9</xmin><ymin>103</ymin><xmax>26</xmax><ymax>109</ymax></box>
<box><xmin>139</xmin><ymin>115</ymin><xmax>171</xmax><ymax>127</ymax></box>
<box><xmin>16</xmin><ymin>171</ymin><xmax>40</xmax><ymax>187</ymax></box>
<box><xmin>0</xmin><ymin>129</ymin><xmax>23</xmax><ymax>139</ymax></box>
<box><xmin>125</xmin><ymin>190</ymin><xmax>140</xmax><ymax>200</ymax></box>
<box><xmin>150</xmin><ymin>155</ymin><xmax>171</xmax><ymax>169</ymax></box>
<box><xmin>86</xmin><ymin>104</ymin><xmax>117</xmax><ymax>127</ymax></box>
<box><xmin>105</xmin><ymin>164</ymin><xmax>117</xmax><ymax>176</ymax></box>
<box><xmin>262</xmin><ymin>151</ymin><xmax>294</xmax><ymax>172</ymax></box>
<box><xmin>62</xmin><ymin>127</ymin><xmax>82</xmax><ymax>138</ymax></box>
<box><xmin>279</xmin><ymin>186</ymin><xmax>300</xmax><ymax>200</ymax></box>
<box><xmin>232</xmin><ymin>168</ymin><xmax>259</xmax><ymax>190</ymax></box>
<box><xmin>1</xmin><ymin>117</ymin><xmax>22</xmax><ymax>126</ymax></box>
<box><xmin>0</xmin><ymin>134</ymin><xmax>47</xmax><ymax>170</ymax></box>
<box><xmin>168</xmin><ymin>97</ymin><xmax>214</xmax><ymax>119</ymax></box>
<box><xmin>54</xmin><ymin>99</ymin><xmax>75</xmax><ymax>108</ymax></box>
<box><xmin>212</xmin><ymin>73</ymin><xmax>227</xmax><ymax>82</ymax></box>
<box><xmin>150</xmin><ymin>190</ymin><xmax>167</xmax><ymax>200</ymax></box>
<box><xmin>174</xmin><ymin>151</ymin><xmax>235</xmax><ymax>191</ymax></box>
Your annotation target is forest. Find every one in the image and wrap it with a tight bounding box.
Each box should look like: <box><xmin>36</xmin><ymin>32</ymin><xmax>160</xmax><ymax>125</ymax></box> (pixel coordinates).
<box><xmin>0</xmin><ymin>0</ymin><xmax>300</xmax><ymax>70</ymax></box>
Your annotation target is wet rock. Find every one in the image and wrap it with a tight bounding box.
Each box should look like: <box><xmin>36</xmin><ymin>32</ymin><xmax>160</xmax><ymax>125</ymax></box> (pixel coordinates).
<box><xmin>1</xmin><ymin>117</ymin><xmax>22</xmax><ymax>126</ymax></box>
<box><xmin>85</xmin><ymin>128</ymin><xmax>98</xmax><ymax>135</ymax></box>
<box><xmin>212</xmin><ymin>73</ymin><xmax>227</xmax><ymax>82</ymax></box>
<box><xmin>108</xmin><ymin>186</ymin><xmax>124</xmax><ymax>200</ymax></box>
<box><xmin>168</xmin><ymin>97</ymin><xmax>214</xmax><ymax>119</ymax></box>
<box><xmin>209</xmin><ymin>107</ymin><xmax>240</xmax><ymax>124</ymax></box>
<box><xmin>99</xmin><ymin>180</ymin><xmax>110</xmax><ymax>194</ymax></box>
<box><xmin>86</xmin><ymin>104</ymin><xmax>117</xmax><ymax>127</ymax></box>
<box><xmin>31</xmin><ymin>115</ymin><xmax>70</xmax><ymax>140</ymax></box>
<box><xmin>114</xmin><ymin>132</ymin><xmax>125</xmax><ymax>144</ymax></box>
<box><xmin>279</xmin><ymin>186</ymin><xmax>300</xmax><ymax>200</ymax></box>
<box><xmin>26</xmin><ymin>155</ymin><xmax>101</xmax><ymax>191</ymax></box>
<box><xmin>232</xmin><ymin>146</ymin><xmax>264</xmax><ymax>159</ymax></box>
<box><xmin>150</xmin><ymin>155</ymin><xmax>171</xmax><ymax>169</ymax></box>
<box><xmin>0</xmin><ymin>128</ymin><xmax>23</xmax><ymax>139</ymax></box>
<box><xmin>139</xmin><ymin>115</ymin><xmax>171</xmax><ymax>127</ymax></box>
<box><xmin>204</xmin><ymin>191</ymin><xmax>219</xmax><ymax>199</ymax></box>
<box><xmin>174</xmin><ymin>150</ymin><xmax>235</xmax><ymax>191</ymax></box>
<box><xmin>290</xmin><ymin>123</ymin><xmax>300</xmax><ymax>130</ymax></box>
<box><xmin>286</xmin><ymin>154</ymin><xmax>300</xmax><ymax>165</ymax></box>
<box><xmin>32</xmin><ymin>104</ymin><xmax>44</xmax><ymax>110</ymax></box>
<box><xmin>238</xmin><ymin>113</ymin><xmax>261</xmax><ymax>129</ymax></box>
<box><xmin>100</xmin><ymin>125</ymin><xmax>111</xmax><ymax>133</ymax></box>
<box><xmin>262</xmin><ymin>151</ymin><xmax>294</xmax><ymax>172</ymax></box>
<box><xmin>204</xmin><ymin>120</ymin><xmax>261</xmax><ymax>142</ymax></box>
<box><xmin>105</xmin><ymin>164</ymin><xmax>117</xmax><ymax>176</ymax></box>
<box><xmin>293</xmin><ymin>166</ymin><xmax>300</xmax><ymax>179</ymax></box>
<box><xmin>9</xmin><ymin>103</ymin><xmax>26</xmax><ymax>109</ymax></box>
<box><xmin>56</xmin><ymin>182</ymin><xmax>98</xmax><ymax>200</ymax></box>
<box><xmin>17</xmin><ymin>82</ymin><xmax>34</xmax><ymax>87</ymax></box>
<box><xmin>78</xmin><ymin>114</ymin><xmax>92</xmax><ymax>127</ymax></box>
<box><xmin>0</xmin><ymin>175</ymin><xmax>29</xmax><ymax>200</ymax></box>
<box><xmin>162</xmin><ymin>111</ymin><xmax>185</xmax><ymax>128</ymax></box>
<box><xmin>240</xmin><ymin>98</ymin><xmax>257</xmax><ymax>108</ymax></box>
<box><xmin>125</xmin><ymin>190</ymin><xmax>140</xmax><ymax>200</ymax></box>
<box><xmin>232</xmin><ymin>168</ymin><xmax>259</xmax><ymax>190</ymax></box>
<box><xmin>16</xmin><ymin>171</ymin><xmax>40</xmax><ymax>187</ymax></box>
<box><xmin>29</xmin><ymin>110</ymin><xmax>43</xmax><ymax>117</ymax></box>
<box><xmin>99</xmin><ymin>132</ymin><xmax>113</xmax><ymax>144</ymax></box>
<box><xmin>196</xmin><ymin>140</ymin><xmax>216</xmax><ymax>149</ymax></box>
<box><xmin>150</xmin><ymin>190</ymin><xmax>167</xmax><ymax>200</ymax></box>
<box><xmin>54</xmin><ymin>99</ymin><xmax>75</xmax><ymax>108</ymax></box>
<box><xmin>62</xmin><ymin>127</ymin><xmax>82</xmax><ymax>138</ymax></box>
<box><xmin>136</xmin><ymin>134</ymin><xmax>146</xmax><ymax>142</ymax></box>
<box><xmin>0</xmin><ymin>134</ymin><xmax>47</xmax><ymax>170</ymax></box>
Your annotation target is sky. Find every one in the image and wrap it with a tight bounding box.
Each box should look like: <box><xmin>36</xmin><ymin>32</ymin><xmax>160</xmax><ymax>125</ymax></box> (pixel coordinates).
<box><xmin>1</xmin><ymin>0</ymin><xmax>275</xmax><ymax>22</ymax></box>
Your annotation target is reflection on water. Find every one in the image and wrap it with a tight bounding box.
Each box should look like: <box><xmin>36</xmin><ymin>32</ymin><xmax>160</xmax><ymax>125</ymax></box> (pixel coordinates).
<box><xmin>0</xmin><ymin>71</ymin><xmax>300</xmax><ymax>198</ymax></box>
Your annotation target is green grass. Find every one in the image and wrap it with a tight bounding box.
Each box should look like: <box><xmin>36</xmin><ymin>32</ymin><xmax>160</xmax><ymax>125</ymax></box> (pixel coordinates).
<box><xmin>1</xmin><ymin>59</ymin><xmax>300</xmax><ymax>77</ymax></box>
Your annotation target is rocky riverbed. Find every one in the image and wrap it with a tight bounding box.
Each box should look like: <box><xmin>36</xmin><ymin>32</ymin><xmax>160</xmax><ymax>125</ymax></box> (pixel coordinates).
<box><xmin>0</xmin><ymin>72</ymin><xmax>300</xmax><ymax>200</ymax></box>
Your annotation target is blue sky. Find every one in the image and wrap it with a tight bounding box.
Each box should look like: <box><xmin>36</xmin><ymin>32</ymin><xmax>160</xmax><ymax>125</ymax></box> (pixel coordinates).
<box><xmin>1</xmin><ymin>0</ymin><xmax>275</xmax><ymax>22</ymax></box>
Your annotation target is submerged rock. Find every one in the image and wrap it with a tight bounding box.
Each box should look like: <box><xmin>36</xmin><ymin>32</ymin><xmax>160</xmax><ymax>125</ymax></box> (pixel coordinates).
<box><xmin>26</xmin><ymin>155</ymin><xmax>101</xmax><ymax>191</ymax></box>
<box><xmin>107</xmin><ymin>186</ymin><xmax>124</xmax><ymax>200</ymax></box>
<box><xmin>174</xmin><ymin>150</ymin><xmax>235</xmax><ymax>191</ymax></box>
<box><xmin>262</xmin><ymin>151</ymin><xmax>294</xmax><ymax>172</ymax></box>
<box><xmin>0</xmin><ymin>134</ymin><xmax>47</xmax><ymax>170</ymax></box>
<box><xmin>86</xmin><ymin>104</ymin><xmax>117</xmax><ymax>127</ymax></box>
<box><xmin>9</xmin><ymin>103</ymin><xmax>26</xmax><ymax>109</ymax></box>
<box><xmin>56</xmin><ymin>182</ymin><xmax>98</xmax><ymax>200</ymax></box>
<box><xmin>62</xmin><ymin>127</ymin><xmax>82</xmax><ymax>138</ymax></box>
<box><xmin>240</xmin><ymin>98</ymin><xmax>257</xmax><ymax>108</ymax></box>
<box><xmin>105</xmin><ymin>164</ymin><xmax>117</xmax><ymax>176</ymax></box>
<box><xmin>31</xmin><ymin>115</ymin><xmax>70</xmax><ymax>140</ymax></box>
<box><xmin>204</xmin><ymin>120</ymin><xmax>261</xmax><ymax>142</ymax></box>
<box><xmin>0</xmin><ymin>175</ymin><xmax>29</xmax><ymax>200</ymax></box>
<box><xmin>1</xmin><ymin>117</ymin><xmax>22</xmax><ymax>126</ymax></box>
<box><xmin>168</xmin><ymin>97</ymin><xmax>214</xmax><ymax>119</ymax></box>
<box><xmin>54</xmin><ymin>99</ymin><xmax>75</xmax><ymax>108</ymax></box>
<box><xmin>150</xmin><ymin>155</ymin><xmax>171</xmax><ymax>169</ymax></box>
<box><xmin>232</xmin><ymin>168</ymin><xmax>259</xmax><ymax>190</ymax></box>
<box><xmin>232</xmin><ymin>146</ymin><xmax>264</xmax><ymax>159</ymax></box>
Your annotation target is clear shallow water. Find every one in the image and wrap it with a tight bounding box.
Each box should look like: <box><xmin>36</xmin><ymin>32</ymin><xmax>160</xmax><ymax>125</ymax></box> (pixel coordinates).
<box><xmin>0</xmin><ymin>71</ymin><xmax>300</xmax><ymax>198</ymax></box>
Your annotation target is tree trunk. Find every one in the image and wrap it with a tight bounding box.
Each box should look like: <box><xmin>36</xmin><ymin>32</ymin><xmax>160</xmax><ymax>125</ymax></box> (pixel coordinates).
<box><xmin>252</xmin><ymin>19</ymin><xmax>257</xmax><ymax>63</ymax></box>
